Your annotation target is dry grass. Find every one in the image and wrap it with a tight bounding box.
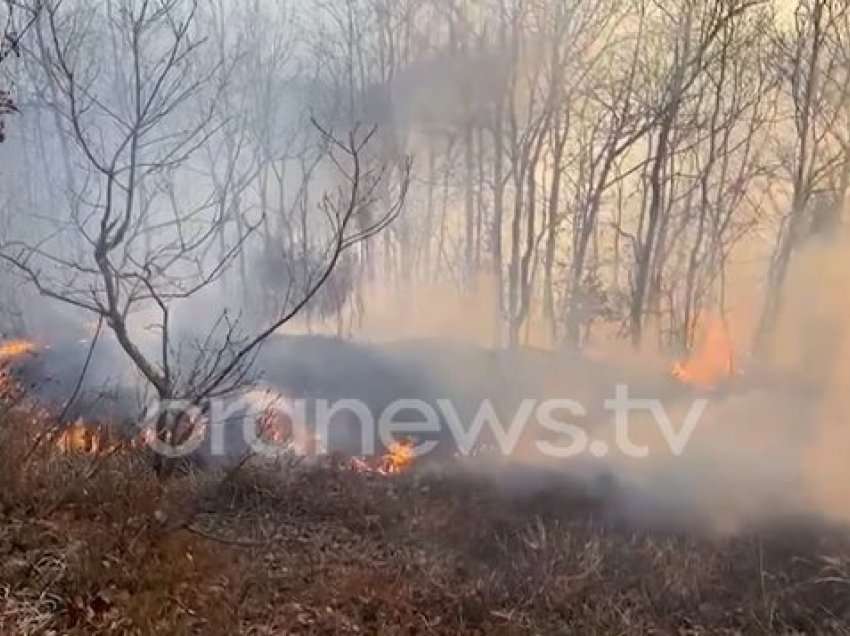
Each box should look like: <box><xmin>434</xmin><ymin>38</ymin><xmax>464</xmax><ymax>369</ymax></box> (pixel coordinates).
<box><xmin>2</xmin><ymin>407</ymin><xmax>850</xmax><ymax>634</ymax></box>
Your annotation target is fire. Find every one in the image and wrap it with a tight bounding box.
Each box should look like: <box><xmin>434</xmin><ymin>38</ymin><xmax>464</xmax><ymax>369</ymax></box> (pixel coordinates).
<box><xmin>348</xmin><ymin>439</ymin><xmax>417</xmax><ymax>476</ymax></box>
<box><xmin>53</xmin><ymin>420</ymin><xmax>136</xmax><ymax>455</ymax></box>
<box><xmin>0</xmin><ymin>338</ymin><xmax>134</xmax><ymax>457</ymax></box>
<box><xmin>381</xmin><ymin>440</ymin><xmax>415</xmax><ymax>474</ymax></box>
<box><xmin>54</xmin><ymin>420</ymin><xmax>105</xmax><ymax>454</ymax></box>
<box><xmin>673</xmin><ymin>316</ymin><xmax>735</xmax><ymax>390</ymax></box>
<box><xmin>0</xmin><ymin>339</ymin><xmax>38</xmax><ymax>360</ymax></box>
<box><xmin>257</xmin><ymin>406</ymin><xmax>294</xmax><ymax>446</ymax></box>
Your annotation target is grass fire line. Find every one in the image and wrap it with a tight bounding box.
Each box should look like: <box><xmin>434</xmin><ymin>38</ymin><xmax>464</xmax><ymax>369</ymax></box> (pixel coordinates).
<box><xmin>0</xmin><ymin>338</ymin><xmax>421</xmax><ymax>470</ymax></box>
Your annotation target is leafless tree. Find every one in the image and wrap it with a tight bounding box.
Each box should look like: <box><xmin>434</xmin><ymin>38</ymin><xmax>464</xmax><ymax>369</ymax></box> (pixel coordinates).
<box><xmin>0</xmin><ymin>0</ymin><xmax>409</xmax><ymax>471</ymax></box>
<box><xmin>6</xmin><ymin>0</ymin><xmax>850</xmax><ymax>394</ymax></box>
<box><xmin>755</xmin><ymin>0</ymin><xmax>850</xmax><ymax>351</ymax></box>
<box><xmin>0</xmin><ymin>0</ymin><xmax>39</xmax><ymax>141</ymax></box>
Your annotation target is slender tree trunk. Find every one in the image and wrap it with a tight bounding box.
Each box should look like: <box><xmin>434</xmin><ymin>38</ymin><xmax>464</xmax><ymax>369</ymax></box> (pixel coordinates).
<box><xmin>464</xmin><ymin>122</ymin><xmax>476</xmax><ymax>287</ymax></box>
<box><xmin>631</xmin><ymin>118</ymin><xmax>674</xmax><ymax>349</ymax></box>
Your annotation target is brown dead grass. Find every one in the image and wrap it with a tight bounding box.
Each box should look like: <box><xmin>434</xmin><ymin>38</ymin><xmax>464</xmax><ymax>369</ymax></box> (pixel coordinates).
<box><xmin>2</xmin><ymin>408</ymin><xmax>850</xmax><ymax>635</ymax></box>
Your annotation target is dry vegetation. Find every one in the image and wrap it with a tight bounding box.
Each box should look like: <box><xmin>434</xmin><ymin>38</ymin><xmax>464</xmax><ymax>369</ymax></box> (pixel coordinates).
<box><xmin>1</xmin><ymin>402</ymin><xmax>850</xmax><ymax>635</ymax></box>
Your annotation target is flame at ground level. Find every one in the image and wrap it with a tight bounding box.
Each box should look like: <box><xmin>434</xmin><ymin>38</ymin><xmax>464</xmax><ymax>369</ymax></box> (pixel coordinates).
<box><xmin>348</xmin><ymin>440</ymin><xmax>417</xmax><ymax>476</ymax></box>
<box><xmin>0</xmin><ymin>339</ymin><xmax>38</xmax><ymax>360</ymax></box>
<box><xmin>673</xmin><ymin>317</ymin><xmax>735</xmax><ymax>390</ymax></box>
<box><xmin>382</xmin><ymin>440</ymin><xmax>415</xmax><ymax>474</ymax></box>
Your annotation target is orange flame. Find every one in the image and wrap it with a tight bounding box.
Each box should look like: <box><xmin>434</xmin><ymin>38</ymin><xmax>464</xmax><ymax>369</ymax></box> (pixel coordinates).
<box><xmin>348</xmin><ymin>440</ymin><xmax>417</xmax><ymax>475</ymax></box>
<box><xmin>673</xmin><ymin>317</ymin><xmax>735</xmax><ymax>390</ymax></box>
<box><xmin>53</xmin><ymin>420</ymin><xmax>134</xmax><ymax>455</ymax></box>
<box><xmin>0</xmin><ymin>339</ymin><xmax>38</xmax><ymax>360</ymax></box>
<box><xmin>381</xmin><ymin>440</ymin><xmax>416</xmax><ymax>474</ymax></box>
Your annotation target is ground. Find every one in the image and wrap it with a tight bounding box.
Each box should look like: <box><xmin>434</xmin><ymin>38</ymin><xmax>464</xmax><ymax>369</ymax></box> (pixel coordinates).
<box><xmin>2</xmin><ymin>418</ymin><xmax>850</xmax><ymax>636</ymax></box>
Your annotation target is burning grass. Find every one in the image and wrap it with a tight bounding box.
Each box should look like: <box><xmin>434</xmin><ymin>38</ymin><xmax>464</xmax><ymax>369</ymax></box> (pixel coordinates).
<box><xmin>2</xmin><ymin>401</ymin><xmax>850</xmax><ymax>633</ymax></box>
<box><xmin>673</xmin><ymin>316</ymin><xmax>736</xmax><ymax>390</ymax></box>
<box><xmin>0</xmin><ymin>339</ymin><xmax>38</xmax><ymax>361</ymax></box>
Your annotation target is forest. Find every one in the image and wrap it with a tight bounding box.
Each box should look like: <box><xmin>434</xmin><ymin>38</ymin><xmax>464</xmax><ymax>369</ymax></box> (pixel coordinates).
<box><xmin>2</xmin><ymin>0</ymin><xmax>850</xmax><ymax>633</ymax></box>
<box><xmin>1</xmin><ymin>0</ymin><xmax>847</xmax><ymax>361</ymax></box>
